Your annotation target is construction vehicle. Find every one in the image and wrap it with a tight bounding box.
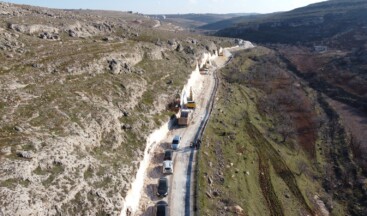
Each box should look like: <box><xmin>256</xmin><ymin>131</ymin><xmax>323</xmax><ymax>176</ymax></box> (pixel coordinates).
<box><xmin>178</xmin><ymin>109</ymin><xmax>192</xmax><ymax>126</ymax></box>
<box><xmin>199</xmin><ymin>63</ymin><xmax>209</xmax><ymax>74</ymax></box>
<box><xmin>186</xmin><ymin>87</ymin><xmax>196</xmax><ymax>109</ymax></box>
<box><xmin>218</xmin><ymin>47</ymin><xmax>224</xmax><ymax>56</ymax></box>
<box><xmin>200</xmin><ymin>67</ymin><xmax>209</xmax><ymax>75</ymax></box>
<box><xmin>200</xmin><ymin>61</ymin><xmax>210</xmax><ymax>74</ymax></box>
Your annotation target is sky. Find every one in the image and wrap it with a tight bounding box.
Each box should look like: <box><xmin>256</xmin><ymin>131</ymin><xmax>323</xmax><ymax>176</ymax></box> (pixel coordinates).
<box><xmin>4</xmin><ymin>0</ymin><xmax>327</xmax><ymax>14</ymax></box>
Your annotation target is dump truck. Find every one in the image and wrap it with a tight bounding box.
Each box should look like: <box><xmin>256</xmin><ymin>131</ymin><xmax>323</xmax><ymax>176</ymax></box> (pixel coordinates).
<box><xmin>178</xmin><ymin>109</ymin><xmax>192</xmax><ymax>126</ymax></box>
<box><xmin>200</xmin><ymin>61</ymin><xmax>210</xmax><ymax>73</ymax></box>
<box><xmin>200</xmin><ymin>65</ymin><xmax>209</xmax><ymax>75</ymax></box>
<box><xmin>200</xmin><ymin>69</ymin><xmax>209</xmax><ymax>75</ymax></box>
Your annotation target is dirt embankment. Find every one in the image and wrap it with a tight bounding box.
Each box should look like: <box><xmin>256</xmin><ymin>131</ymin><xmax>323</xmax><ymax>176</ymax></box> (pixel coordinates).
<box><xmin>327</xmin><ymin>99</ymin><xmax>367</xmax><ymax>172</ymax></box>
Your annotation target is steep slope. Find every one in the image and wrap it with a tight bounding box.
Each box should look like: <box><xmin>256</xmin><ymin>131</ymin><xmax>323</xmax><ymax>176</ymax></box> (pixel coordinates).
<box><xmin>199</xmin><ymin>46</ymin><xmax>367</xmax><ymax>216</ymax></box>
<box><xmin>0</xmin><ymin>2</ymin><xmax>234</xmax><ymax>215</ymax></box>
<box><xmin>213</xmin><ymin>0</ymin><xmax>367</xmax><ymax>171</ymax></box>
<box><xmin>198</xmin><ymin>1</ymin><xmax>367</xmax><ymax>215</ymax></box>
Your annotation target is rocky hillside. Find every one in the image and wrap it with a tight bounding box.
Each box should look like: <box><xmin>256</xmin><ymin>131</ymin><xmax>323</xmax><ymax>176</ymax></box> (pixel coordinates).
<box><xmin>0</xmin><ymin>2</ymin><xmax>233</xmax><ymax>215</ymax></box>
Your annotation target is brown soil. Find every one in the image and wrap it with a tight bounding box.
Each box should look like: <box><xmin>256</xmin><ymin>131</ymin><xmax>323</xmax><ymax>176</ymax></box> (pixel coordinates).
<box><xmin>258</xmin><ymin>156</ymin><xmax>284</xmax><ymax>216</ymax></box>
<box><xmin>246</xmin><ymin>120</ymin><xmax>315</xmax><ymax>215</ymax></box>
<box><xmin>290</xmin><ymin>93</ymin><xmax>318</xmax><ymax>158</ymax></box>
<box><xmin>328</xmin><ymin>98</ymin><xmax>367</xmax><ymax>168</ymax></box>
<box><xmin>282</xmin><ymin>48</ymin><xmax>367</xmax><ymax>100</ymax></box>
<box><xmin>270</xmin><ymin>70</ymin><xmax>318</xmax><ymax>158</ymax></box>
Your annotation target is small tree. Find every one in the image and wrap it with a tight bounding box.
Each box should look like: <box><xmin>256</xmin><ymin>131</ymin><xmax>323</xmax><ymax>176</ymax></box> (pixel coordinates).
<box><xmin>297</xmin><ymin>161</ymin><xmax>309</xmax><ymax>176</ymax></box>
<box><xmin>276</xmin><ymin>115</ymin><xmax>296</xmax><ymax>143</ymax></box>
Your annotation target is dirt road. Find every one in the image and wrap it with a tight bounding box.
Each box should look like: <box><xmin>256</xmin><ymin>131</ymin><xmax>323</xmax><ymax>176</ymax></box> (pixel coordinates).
<box><xmin>134</xmin><ymin>47</ymin><xmax>246</xmax><ymax>216</ymax></box>
<box><xmin>135</xmin><ymin>55</ymin><xmax>226</xmax><ymax>215</ymax></box>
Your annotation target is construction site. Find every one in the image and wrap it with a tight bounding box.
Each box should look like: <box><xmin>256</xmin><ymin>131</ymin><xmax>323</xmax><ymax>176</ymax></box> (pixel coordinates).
<box><xmin>167</xmin><ymin>47</ymin><xmax>227</xmax><ymax>128</ymax></box>
<box><xmin>125</xmin><ymin>45</ymin><xmax>243</xmax><ymax>215</ymax></box>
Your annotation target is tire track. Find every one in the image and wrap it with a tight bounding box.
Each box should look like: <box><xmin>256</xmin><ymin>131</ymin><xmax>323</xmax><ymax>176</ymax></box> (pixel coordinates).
<box><xmin>258</xmin><ymin>155</ymin><xmax>284</xmax><ymax>216</ymax></box>
<box><xmin>245</xmin><ymin>120</ymin><xmax>315</xmax><ymax>215</ymax></box>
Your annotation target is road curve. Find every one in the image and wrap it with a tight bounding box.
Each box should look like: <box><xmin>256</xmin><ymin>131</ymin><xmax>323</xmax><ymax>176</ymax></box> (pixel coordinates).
<box><xmin>170</xmin><ymin>52</ymin><xmax>233</xmax><ymax>216</ymax></box>
<box><xmin>134</xmin><ymin>47</ymin><xmax>248</xmax><ymax>216</ymax></box>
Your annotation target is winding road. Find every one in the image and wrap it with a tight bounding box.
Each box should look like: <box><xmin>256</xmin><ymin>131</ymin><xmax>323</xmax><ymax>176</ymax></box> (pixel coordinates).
<box><xmin>135</xmin><ymin>47</ymin><xmax>243</xmax><ymax>216</ymax></box>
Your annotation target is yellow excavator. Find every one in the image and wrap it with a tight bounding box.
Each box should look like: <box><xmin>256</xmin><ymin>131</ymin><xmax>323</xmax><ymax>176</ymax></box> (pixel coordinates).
<box><xmin>186</xmin><ymin>87</ymin><xmax>196</xmax><ymax>109</ymax></box>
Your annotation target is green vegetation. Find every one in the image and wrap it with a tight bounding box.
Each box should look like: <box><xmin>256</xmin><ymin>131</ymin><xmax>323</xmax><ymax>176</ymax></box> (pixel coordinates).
<box><xmin>33</xmin><ymin>166</ymin><xmax>48</xmax><ymax>175</ymax></box>
<box><xmin>41</xmin><ymin>164</ymin><xmax>65</xmax><ymax>187</ymax></box>
<box><xmin>95</xmin><ymin>176</ymin><xmax>112</xmax><ymax>189</ymax></box>
<box><xmin>198</xmin><ymin>47</ymin><xmax>354</xmax><ymax>215</ymax></box>
<box><xmin>0</xmin><ymin>178</ymin><xmax>30</xmax><ymax>188</ymax></box>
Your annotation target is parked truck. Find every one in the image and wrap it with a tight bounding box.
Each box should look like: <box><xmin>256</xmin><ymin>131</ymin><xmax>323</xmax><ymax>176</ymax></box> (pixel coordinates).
<box><xmin>178</xmin><ymin>109</ymin><xmax>192</xmax><ymax>126</ymax></box>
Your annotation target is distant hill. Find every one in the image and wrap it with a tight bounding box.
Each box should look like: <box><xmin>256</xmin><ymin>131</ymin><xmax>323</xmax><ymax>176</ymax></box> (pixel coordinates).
<box><xmin>148</xmin><ymin>13</ymin><xmax>256</xmax><ymax>29</ymax></box>
<box><xmin>198</xmin><ymin>13</ymin><xmax>271</xmax><ymax>30</ymax></box>
<box><xmin>214</xmin><ymin>0</ymin><xmax>367</xmax><ymax>44</ymax></box>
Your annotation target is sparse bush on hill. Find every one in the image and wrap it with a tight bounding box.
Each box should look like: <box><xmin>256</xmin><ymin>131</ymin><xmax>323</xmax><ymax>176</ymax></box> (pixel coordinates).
<box><xmin>224</xmin><ymin>50</ymin><xmax>318</xmax><ymax>152</ymax></box>
<box><xmin>200</xmin><ymin>45</ymin><xmax>367</xmax><ymax>216</ymax></box>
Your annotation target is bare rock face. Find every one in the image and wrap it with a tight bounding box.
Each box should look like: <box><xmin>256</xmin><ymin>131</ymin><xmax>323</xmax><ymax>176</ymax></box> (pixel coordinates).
<box><xmin>104</xmin><ymin>49</ymin><xmax>143</xmax><ymax>75</ymax></box>
<box><xmin>0</xmin><ymin>2</ymin><xmax>14</xmax><ymax>15</ymax></box>
<box><xmin>66</xmin><ymin>21</ymin><xmax>114</xmax><ymax>38</ymax></box>
<box><xmin>205</xmin><ymin>41</ymin><xmax>218</xmax><ymax>54</ymax></box>
<box><xmin>314</xmin><ymin>195</ymin><xmax>330</xmax><ymax>216</ymax></box>
<box><xmin>176</xmin><ymin>43</ymin><xmax>184</xmax><ymax>52</ymax></box>
<box><xmin>67</xmin><ymin>22</ymin><xmax>93</xmax><ymax>38</ymax></box>
<box><xmin>0</xmin><ymin>147</ymin><xmax>11</xmax><ymax>156</ymax></box>
<box><xmin>108</xmin><ymin>59</ymin><xmax>121</xmax><ymax>74</ymax></box>
<box><xmin>39</xmin><ymin>32</ymin><xmax>60</xmax><ymax>40</ymax></box>
<box><xmin>144</xmin><ymin>44</ymin><xmax>164</xmax><ymax>60</ymax></box>
<box><xmin>168</xmin><ymin>39</ymin><xmax>177</xmax><ymax>50</ymax></box>
<box><xmin>184</xmin><ymin>46</ymin><xmax>195</xmax><ymax>55</ymax></box>
<box><xmin>227</xmin><ymin>205</ymin><xmax>244</xmax><ymax>215</ymax></box>
<box><xmin>16</xmin><ymin>151</ymin><xmax>33</xmax><ymax>159</ymax></box>
<box><xmin>9</xmin><ymin>24</ymin><xmax>59</xmax><ymax>35</ymax></box>
<box><xmin>0</xmin><ymin>31</ymin><xmax>24</xmax><ymax>52</ymax></box>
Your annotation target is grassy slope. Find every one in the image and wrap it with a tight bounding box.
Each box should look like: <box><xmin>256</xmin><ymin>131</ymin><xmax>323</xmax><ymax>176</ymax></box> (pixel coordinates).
<box><xmin>198</xmin><ymin>47</ymin><xmax>351</xmax><ymax>215</ymax></box>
